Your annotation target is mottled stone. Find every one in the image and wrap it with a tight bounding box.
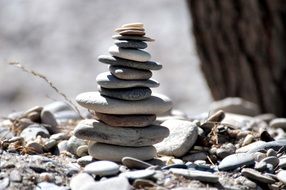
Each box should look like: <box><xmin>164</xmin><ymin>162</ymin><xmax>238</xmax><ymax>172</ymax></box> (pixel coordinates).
<box><xmin>74</xmin><ymin>119</ymin><xmax>169</xmax><ymax>146</ymax></box>
<box><xmin>154</xmin><ymin>119</ymin><xmax>198</xmax><ymax>157</ymax></box>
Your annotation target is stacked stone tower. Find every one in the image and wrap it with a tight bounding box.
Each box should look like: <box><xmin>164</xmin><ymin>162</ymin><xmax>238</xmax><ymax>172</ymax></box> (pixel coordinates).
<box><xmin>74</xmin><ymin>23</ymin><xmax>173</xmax><ymax>162</ymax></box>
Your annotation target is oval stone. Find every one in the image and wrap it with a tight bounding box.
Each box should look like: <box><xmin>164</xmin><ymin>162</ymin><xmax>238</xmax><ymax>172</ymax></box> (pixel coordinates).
<box><xmin>115</xmin><ymin>40</ymin><xmax>147</xmax><ymax>49</ymax></box>
<box><xmin>109</xmin><ymin>45</ymin><xmax>150</xmax><ymax>62</ymax></box>
<box><xmin>74</xmin><ymin>119</ymin><xmax>169</xmax><ymax>146</ymax></box>
<box><xmin>94</xmin><ymin>112</ymin><xmax>156</xmax><ymax>127</ymax></box>
<box><xmin>109</xmin><ymin>66</ymin><xmax>152</xmax><ymax>80</ymax></box>
<box><xmin>219</xmin><ymin>153</ymin><xmax>255</xmax><ymax>171</ymax></box>
<box><xmin>96</xmin><ymin>72</ymin><xmax>159</xmax><ymax>89</ymax></box>
<box><xmin>99</xmin><ymin>87</ymin><xmax>152</xmax><ymax>101</ymax></box>
<box><xmin>76</xmin><ymin>92</ymin><xmax>173</xmax><ymax>115</ymax></box>
<box><xmin>88</xmin><ymin>142</ymin><xmax>156</xmax><ymax>162</ymax></box>
<box><xmin>98</xmin><ymin>55</ymin><xmax>162</xmax><ymax>70</ymax></box>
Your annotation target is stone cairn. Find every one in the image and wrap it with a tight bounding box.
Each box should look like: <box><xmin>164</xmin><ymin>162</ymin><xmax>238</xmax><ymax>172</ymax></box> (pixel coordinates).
<box><xmin>73</xmin><ymin>22</ymin><xmax>173</xmax><ymax>162</ymax></box>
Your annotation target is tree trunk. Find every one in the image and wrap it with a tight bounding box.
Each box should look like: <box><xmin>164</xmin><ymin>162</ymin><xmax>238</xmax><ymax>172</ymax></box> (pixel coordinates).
<box><xmin>187</xmin><ymin>0</ymin><xmax>286</xmax><ymax>117</ymax></box>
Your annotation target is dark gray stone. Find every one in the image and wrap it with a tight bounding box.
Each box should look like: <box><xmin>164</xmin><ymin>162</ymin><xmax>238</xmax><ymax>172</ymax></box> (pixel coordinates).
<box><xmin>122</xmin><ymin>157</ymin><xmax>153</xmax><ymax>169</ymax></box>
<box><xmin>98</xmin><ymin>55</ymin><xmax>162</xmax><ymax>70</ymax></box>
<box><xmin>99</xmin><ymin>86</ymin><xmax>151</xmax><ymax>101</ymax></box>
<box><xmin>112</xmin><ymin>34</ymin><xmax>154</xmax><ymax>41</ymax></box>
<box><xmin>115</xmin><ymin>40</ymin><xmax>147</xmax><ymax>49</ymax></box>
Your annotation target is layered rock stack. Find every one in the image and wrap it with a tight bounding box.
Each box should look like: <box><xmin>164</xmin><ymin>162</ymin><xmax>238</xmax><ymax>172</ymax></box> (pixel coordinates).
<box><xmin>74</xmin><ymin>23</ymin><xmax>173</xmax><ymax>162</ymax></box>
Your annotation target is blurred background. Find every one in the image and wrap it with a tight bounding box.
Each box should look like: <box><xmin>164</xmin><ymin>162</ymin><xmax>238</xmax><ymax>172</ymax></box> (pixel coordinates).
<box><xmin>0</xmin><ymin>0</ymin><xmax>212</xmax><ymax>116</ymax></box>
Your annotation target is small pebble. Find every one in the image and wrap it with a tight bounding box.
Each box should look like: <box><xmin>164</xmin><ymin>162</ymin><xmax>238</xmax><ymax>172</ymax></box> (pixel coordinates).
<box><xmin>84</xmin><ymin>161</ymin><xmax>119</xmax><ymax>176</ymax></box>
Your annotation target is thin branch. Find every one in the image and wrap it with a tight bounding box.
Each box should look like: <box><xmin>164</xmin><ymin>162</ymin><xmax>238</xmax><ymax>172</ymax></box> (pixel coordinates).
<box><xmin>9</xmin><ymin>62</ymin><xmax>83</xmax><ymax>119</ymax></box>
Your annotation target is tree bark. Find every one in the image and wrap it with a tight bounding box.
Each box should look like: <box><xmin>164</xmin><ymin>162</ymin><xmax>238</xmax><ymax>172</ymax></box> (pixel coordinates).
<box><xmin>187</xmin><ymin>0</ymin><xmax>286</xmax><ymax>116</ymax></box>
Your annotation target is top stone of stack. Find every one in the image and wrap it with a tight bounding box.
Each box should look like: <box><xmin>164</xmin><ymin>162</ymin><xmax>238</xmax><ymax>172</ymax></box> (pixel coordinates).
<box><xmin>112</xmin><ymin>22</ymin><xmax>155</xmax><ymax>42</ymax></box>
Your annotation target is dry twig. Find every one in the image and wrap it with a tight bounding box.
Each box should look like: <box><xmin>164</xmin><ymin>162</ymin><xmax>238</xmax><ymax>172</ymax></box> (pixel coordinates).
<box><xmin>9</xmin><ymin>62</ymin><xmax>83</xmax><ymax>118</ymax></box>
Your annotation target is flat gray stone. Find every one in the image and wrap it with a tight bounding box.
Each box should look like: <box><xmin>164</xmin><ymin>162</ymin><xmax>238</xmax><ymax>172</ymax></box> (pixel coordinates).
<box><xmin>115</xmin><ymin>40</ymin><xmax>147</xmax><ymax>49</ymax></box>
<box><xmin>35</xmin><ymin>182</ymin><xmax>64</xmax><ymax>190</ymax></box>
<box><xmin>84</xmin><ymin>161</ymin><xmax>119</xmax><ymax>176</ymax></box>
<box><xmin>80</xmin><ymin>176</ymin><xmax>132</xmax><ymax>190</ymax></box>
<box><xmin>109</xmin><ymin>66</ymin><xmax>152</xmax><ymax>80</ymax></box>
<box><xmin>88</xmin><ymin>142</ymin><xmax>156</xmax><ymax>162</ymax></box>
<box><xmin>154</xmin><ymin>119</ymin><xmax>198</xmax><ymax>157</ymax></box>
<box><xmin>109</xmin><ymin>45</ymin><xmax>151</xmax><ymax>62</ymax></box>
<box><xmin>76</xmin><ymin>92</ymin><xmax>173</xmax><ymax>115</ymax></box>
<box><xmin>122</xmin><ymin>157</ymin><xmax>153</xmax><ymax>169</ymax></box>
<box><xmin>98</xmin><ymin>55</ymin><xmax>162</xmax><ymax>70</ymax></box>
<box><xmin>219</xmin><ymin>153</ymin><xmax>255</xmax><ymax>171</ymax></box>
<box><xmin>241</xmin><ymin>168</ymin><xmax>275</xmax><ymax>184</ymax></box>
<box><xmin>96</xmin><ymin>72</ymin><xmax>159</xmax><ymax>89</ymax></box>
<box><xmin>120</xmin><ymin>170</ymin><xmax>155</xmax><ymax>180</ymax></box>
<box><xmin>170</xmin><ymin>168</ymin><xmax>219</xmax><ymax>183</ymax></box>
<box><xmin>74</xmin><ymin>119</ymin><xmax>169</xmax><ymax>146</ymax></box>
<box><xmin>210</xmin><ymin>97</ymin><xmax>260</xmax><ymax>116</ymax></box>
<box><xmin>112</xmin><ymin>34</ymin><xmax>154</xmax><ymax>42</ymax></box>
<box><xmin>277</xmin><ymin>170</ymin><xmax>286</xmax><ymax>185</ymax></box>
<box><xmin>94</xmin><ymin>112</ymin><xmax>156</xmax><ymax>127</ymax></box>
<box><xmin>270</xmin><ymin>118</ymin><xmax>286</xmax><ymax>129</ymax></box>
<box><xmin>99</xmin><ymin>86</ymin><xmax>152</xmax><ymax>101</ymax></box>
<box><xmin>247</xmin><ymin>140</ymin><xmax>286</xmax><ymax>153</ymax></box>
<box><xmin>258</xmin><ymin>156</ymin><xmax>279</xmax><ymax>168</ymax></box>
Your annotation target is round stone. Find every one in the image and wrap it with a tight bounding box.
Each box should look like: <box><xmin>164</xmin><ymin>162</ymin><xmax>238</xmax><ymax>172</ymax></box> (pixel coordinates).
<box><xmin>109</xmin><ymin>66</ymin><xmax>152</xmax><ymax>80</ymax></box>
<box><xmin>84</xmin><ymin>161</ymin><xmax>119</xmax><ymax>176</ymax></box>
<box><xmin>114</xmin><ymin>40</ymin><xmax>147</xmax><ymax>49</ymax></box>
<box><xmin>73</xmin><ymin>119</ymin><xmax>169</xmax><ymax>147</ymax></box>
<box><xmin>88</xmin><ymin>142</ymin><xmax>156</xmax><ymax>162</ymax></box>
<box><xmin>96</xmin><ymin>72</ymin><xmax>159</xmax><ymax>89</ymax></box>
<box><xmin>154</xmin><ymin>119</ymin><xmax>198</xmax><ymax>157</ymax></box>
<box><xmin>119</xmin><ymin>30</ymin><xmax>145</xmax><ymax>36</ymax></box>
<box><xmin>94</xmin><ymin>112</ymin><xmax>156</xmax><ymax>127</ymax></box>
<box><xmin>99</xmin><ymin>87</ymin><xmax>152</xmax><ymax>101</ymax></box>
<box><xmin>112</xmin><ymin>35</ymin><xmax>154</xmax><ymax>42</ymax></box>
<box><xmin>219</xmin><ymin>153</ymin><xmax>255</xmax><ymax>171</ymax></box>
<box><xmin>109</xmin><ymin>45</ymin><xmax>151</xmax><ymax>62</ymax></box>
<box><xmin>76</xmin><ymin>92</ymin><xmax>173</xmax><ymax>115</ymax></box>
<box><xmin>98</xmin><ymin>55</ymin><xmax>162</xmax><ymax>70</ymax></box>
